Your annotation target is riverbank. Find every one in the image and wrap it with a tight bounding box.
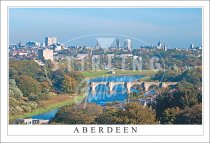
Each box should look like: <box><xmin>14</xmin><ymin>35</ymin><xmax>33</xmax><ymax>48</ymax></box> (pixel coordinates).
<box><xmin>9</xmin><ymin>94</ymin><xmax>85</xmax><ymax>123</ymax></box>
<box><xmin>81</xmin><ymin>70</ymin><xmax>157</xmax><ymax>79</ymax></box>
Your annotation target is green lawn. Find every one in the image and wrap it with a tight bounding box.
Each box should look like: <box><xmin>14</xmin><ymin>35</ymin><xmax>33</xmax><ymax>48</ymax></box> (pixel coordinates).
<box><xmin>81</xmin><ymin>70</ymin><xmax>157</xmax><ymax>79</ymax></box>
<box><xmin>9</xmin><ymin>94</ymin><xmax>85</xmax><ymax>123</ymax></box>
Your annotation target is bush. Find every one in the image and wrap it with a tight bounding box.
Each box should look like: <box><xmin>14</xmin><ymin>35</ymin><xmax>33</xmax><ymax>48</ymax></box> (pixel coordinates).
<box><xmin>9</xmin><ymin>79</ymin><xmax>23</xmax><ymax>98</ymax></box>
<box><xmin>175</xmin><ymin>104</ymin><xmax>202</xmax><ymax>124</ymax></box>
<box><xmin>161</xmin><ymin>107</ymin><xmax>180</xmax><ymax>124</ymax></box>
<box><xmin>15</xmin><ymin>75</ymin><xmax>42</xmax><ymax>97</ymax></box>
<box><xmin>96</xmin><ymin>103</ymin><xmax>157</xmax><ymax>124</ymax></box>
<box><xmin>51</xmin><ymin>103</ymin><xmax>103</xmax><ymax>124</ymax></box>
<box><xmin>28</xmin><ymin>94</ymin><xmax>39</xmax><ymax>101</ymax></box>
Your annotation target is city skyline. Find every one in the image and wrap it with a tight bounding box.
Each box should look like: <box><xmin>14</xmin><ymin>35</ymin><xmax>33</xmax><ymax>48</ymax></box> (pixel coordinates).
<box><xmin>9</xmin><ymin>8</ymin><xmax>202</xmax><ymax>48</ymax></box>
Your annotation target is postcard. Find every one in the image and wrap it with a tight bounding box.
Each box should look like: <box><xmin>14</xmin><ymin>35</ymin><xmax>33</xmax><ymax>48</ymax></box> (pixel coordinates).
<box><xmin>0</xmin><ymin>0</ymin><xmax>209</xmax><ymax>142</ymax></box>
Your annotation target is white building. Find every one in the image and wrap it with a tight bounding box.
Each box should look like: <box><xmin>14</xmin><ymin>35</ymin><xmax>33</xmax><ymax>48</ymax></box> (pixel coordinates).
<box><xmin>120</xmin><ymin>54</ymin><xmax>133</xmax><ymax>58</ymax></box>
<box><xmin>54</xmin><ymin>45</ymin><xmax>62</xmax><ymax>51</ymax></box>
<box><xmin>77</xmin><ymin>54</ymin><xmax>89</xmax><ymax>60</ymax></box>
<box><xmin>157</xmin><ymin>41</ymin><xmax>162</xmax><ymax>49</ymax></box>
<box><xmin>106</xmin><ymin>54</ymin><xmax>115</xmax><ymax>58</ymax></box>
<box><xmin>190</xmin><ymin>44</ymin><xmax>195</xmax><ymax>49</ymax></box>
<box><xmin>38</xmin><ymin>48</ymin><xmax>54</xmax><ymax>61</ymax></box>
<box><xmin>163</xmin><ymin>44</ymin><xmax>167</xmax><ymax>51</ymax></box>
<box><xmin>15</xmin><ymin>118</ymin><xmax>49</xmax><ymax>125</ymax></box>
<box><xmin>124</xmin><ymin>39</ymin><xmax>132</xmax><ymax>53</ymax></box>
<box><xmin>45</xmin><ymin>36</ymin><xmax>57</xmax><ymax>46</ymax></box>
<box><xmin>92</xmin><ymin>54</ymin><xmax>101</xmax><ymax>59</ymax></box>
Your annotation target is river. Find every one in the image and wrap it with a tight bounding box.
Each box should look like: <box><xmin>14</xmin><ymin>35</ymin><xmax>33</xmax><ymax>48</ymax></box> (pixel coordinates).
<box><xmin>30</xmin><ymin>75</ymin><xmax>143</xmax><ymax>120</ymax></box>
<box><xmin>86</xmin><ymin>75</ymin><xmax>143</xmax><ymax>105</ymax></box>
<box><xmin>30</xmin><ymin>109</ymin><xmax>58</xmax><ymax>120</ymax></box>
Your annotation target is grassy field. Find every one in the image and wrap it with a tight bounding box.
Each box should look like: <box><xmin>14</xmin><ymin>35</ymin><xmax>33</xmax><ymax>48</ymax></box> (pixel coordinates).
<box><xmin>9</xmin><ymin>94</ymin><xmax>85</xmax><ymax>123</ymax></box>
<box><xmin>81</xmin><ymin>70</ymin><xmax>157</xmax><ymax>79</ymax></box>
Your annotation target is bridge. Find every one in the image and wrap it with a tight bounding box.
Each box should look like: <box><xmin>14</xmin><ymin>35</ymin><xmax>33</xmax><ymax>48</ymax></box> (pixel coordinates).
<box><xmin>89</xmin><ymin>81</ymin><xmax>178</xmax><ymax>92</ymax></box>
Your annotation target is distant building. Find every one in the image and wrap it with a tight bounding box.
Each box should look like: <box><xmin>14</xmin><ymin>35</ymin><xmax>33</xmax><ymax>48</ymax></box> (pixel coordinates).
<box><xmin>17</xmin><ymin>51</ymin><xmax>28</xmax><ymax>56</ymax></box>
<box><xmin>45</xmin><ymin>36</ymin><xmax>57</xmax><ymax>46</ymax></box>
<box><xmin>77</xmin><ymin>54</ymin><xmax>89</xmax><ymax>60</ymax></box>
<box><xmin>116</xmin><ymin>39</ymin><xmax>120</xmax><ymax>48</ymax></box>
<box><xmin>107</xmin><ymin>71</ymin><xmax>115</xmax><ymax>74</ymax></box>
<box><xmin>163</xmin><ymin>44</ymin><xmax>167</xmax><ymax>51</ymax></box>
<box><xmin>95</xmin><ymin>40</ymin><xmax>101</xmax><ymax>49</ymax></box>
<box><xmin>18</xmin><ymin>41</ymin><xmax>22</xmax><ymax>48</ymax></box>
<box><xmin>41</xmin><ymin>43</ymin><xmax>45</xmax><ymax>47</ymax></box>
<box><xmin>15</xmin><ymin>118</ymin><xmax>49</xmax><ymax>125</ymax></box>
<box><xmin>26</xmin><ymin>41</ymin><xmax>40</xmax><ymax>48</ymax></box>
<box><xmin>92</xmin><ymin>54</ymin><xmax>101</xmax><ymax>59</ymax></box>
<box><xmin>106</xmin><ymin>54</ymin><xmax>115</xmax><ymax>58</ymax></box>
<box><xmin>9</xmin><ymin>44</ymin><xmax>18</xmax><ymax>50</ymax></box>
<box><xmin>120</xmin><ymin>53</ymin><xmax>133</xmax><ymax>58</ymax></box>
<box><xmin>196</xmin><ymin>46</ymin><xmax>202</xmax><ymax>50</ymax></box>
<box><xmin>124</xmin><ymin>39</ymin><xmax>132</xmax><ymax>53</ymax></box>
<box><xmin>38</xmin><ymin>48</ymin><xmax>53</xmax><ymax>61</ymax></box>
<box><xmin>53</xmin><ymin>44</ymin><xmax>62</xmax><ymax>51</ymax></box>
<box><xmin>190</xmin><ymin>44</ymin><xmax>195</xmax><ymax>49</ymax></box>
<box><xmin>157</xmin><ymin>41</ymin><xmax>162</xmax><ymax>49</ymax></box>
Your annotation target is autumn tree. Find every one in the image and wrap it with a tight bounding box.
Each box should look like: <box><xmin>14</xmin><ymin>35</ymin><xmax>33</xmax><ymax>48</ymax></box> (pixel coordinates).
<box><xmin>61</xmin><ymin>75</ymin><xmax>77</xmax><ymax>94</ymax></box>
<box><xmin>153</xmin><ymin>81</ymin><xmax>201</xmax><ymax>121</ymax></box>
<box><xmin>9</xmin><ymin>79</ymin><xmax>39</xmax><ymax>116</ymax></box>
<box><xmin>175</xmin><ymin>104</ymin><xmax>202</xmax><ymax>124</ymax></box>
<box><xmin>9</xmin><ymin>60</ymin><xmax>45</xmax><ymax>80</ymax></box>
<box><xmin>95</xmin><ymin>107</ymin><xmax>119</xmax><ymax>124</ymax></box>
<box><xmin>161</xmin><ymin>107</ymin><xmax>180</xmax><ymax>124</ymax></box>
<box><xmin>96</xmin><ymin>103</ymin><xmax>157</xmax><ymax>124</ymax></box>
<box><xmin>15</xmin><ymin>75</ymin><xmax>42</xmax><ymax>97</ymax></box>
<box><xmin>51</xmin><ymin>69</ymin><xmax>65</xmax><ymax>90</ymax></box>
<box><xmin>51</xmin><ymin>103</ymin><xmax>103</xmax><ymax>124</ymax></box>
<box><xmin>9</xmin><ymin>79</ymin><xmax>23</xmax><ymax>98</ymax></box>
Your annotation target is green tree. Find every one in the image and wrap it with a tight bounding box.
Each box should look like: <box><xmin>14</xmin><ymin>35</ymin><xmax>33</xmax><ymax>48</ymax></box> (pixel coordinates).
<box><xmin>174</xmin><ymin>81</ymin><xmax>200</xmax><ymax>108</ymax></box>
<box><xmin>9</xmin><ymin>60</ymin><xmax>44</xmax><ymax>80</ymax></box>
<box><xmin>61</xmin><ymin>75</ymin><xmax>77</xmax><ymax>94</ymax></box>
<box><xmin>175</xmin><ymin>104</ymin><xmax>202</xmax><ymax>124</ymax></box>
<box><xmin>51</xmin><ymin>69</ymin><xmax>65</xmax><ymax>90</ymax></box>
<box><xmin>15</xmin><ymin>75</ymin><xmax>42</xmax><ymax>97</ymax></box>
<box><xmin>179</xmin><ymin>67</ymin><xmax>202</xmax><ymax>87</ymax></box>
<box><xmin>152</xmin><ymin>69</ymin><xmax>180</xmax><ymax>82</ymax></box>
<box><xmin>51</xmin><ymin>103</ymin><xmax>103</xmax><ymax>124</ymax></box>
<box><xmin>9</xmin><ymin>79</ymin><xmax>39</xmax><ymax>116</ymax></box>
<box><xmin>40</xmin><ymin>81</ymin><xmax>51</xmax><ymax>93</ymax></box>
<box><xmin>161</xmin><ymin>107</ymin><xmax>180</xmax><ymax>124</ymax></box>
<box><xmin>153</xmin><ymin>81</ymin><xmax>201</xmax><ymax>121</ymax></box>
<box><xmin>96</xmin><ymin>103</ymin><xmax>157</xmax><ymax>124</ymax></box>
<box><xmin>95</xmin><ymin>107</ymin><xmax>119</xmax><ymax>124</ymax></box>
<box><xmin>9</xmin><ymin>79</ymin><xmax>23</xmax><ymax>98</ymax></box>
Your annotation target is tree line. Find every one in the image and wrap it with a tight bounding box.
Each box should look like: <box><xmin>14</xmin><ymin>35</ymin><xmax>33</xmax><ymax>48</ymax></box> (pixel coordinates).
<box><xmin>51</xmin><ymin>66</ymin><xmax>202</xmax><ymax>124</ymax></box>
<box><xmin>9</xmin><ymin>60</ymin><xmax>86</xmax><ymax>116</ymax></box>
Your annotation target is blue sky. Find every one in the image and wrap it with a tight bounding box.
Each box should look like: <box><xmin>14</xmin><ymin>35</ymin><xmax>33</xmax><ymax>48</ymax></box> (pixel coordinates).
<box><xmin>9</xmin><ymin>8</ymin><xmax>202</xmax><ymax>48</ymax></box>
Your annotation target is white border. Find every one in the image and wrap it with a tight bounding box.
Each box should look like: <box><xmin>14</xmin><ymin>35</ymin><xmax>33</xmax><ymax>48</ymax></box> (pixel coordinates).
<box><xmin>1</xmin><ymin>1</ymin><xmax>209</xmax><ymax>142</ymax></box>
